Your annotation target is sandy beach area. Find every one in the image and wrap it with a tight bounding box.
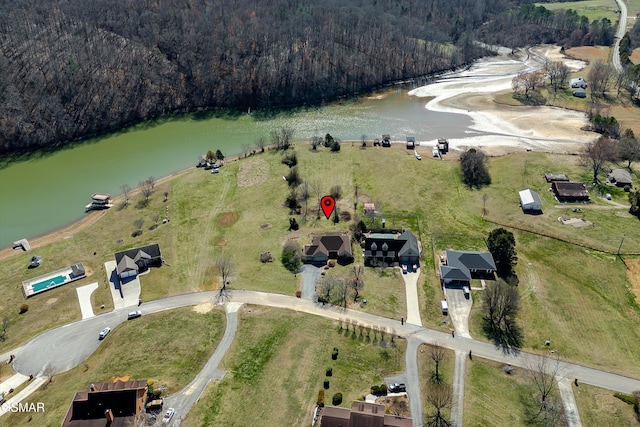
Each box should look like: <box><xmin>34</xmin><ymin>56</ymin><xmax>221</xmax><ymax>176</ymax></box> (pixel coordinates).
<box><xmin>409</xmin><ymin>45</ymin><xmax>599</xmax><ymax>156</ymax></box>
<box><xmin>1</xmin><ymin>46</ymin><xmax>599</xmax><ymax>259</ymax></box>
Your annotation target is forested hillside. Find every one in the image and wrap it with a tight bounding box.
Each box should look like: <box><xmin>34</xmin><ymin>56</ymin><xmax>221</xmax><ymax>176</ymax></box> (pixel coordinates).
<box><xmin>0</xmin><ymin>0</ymin><xmax>610</xmax><ymax>154</ymax></box>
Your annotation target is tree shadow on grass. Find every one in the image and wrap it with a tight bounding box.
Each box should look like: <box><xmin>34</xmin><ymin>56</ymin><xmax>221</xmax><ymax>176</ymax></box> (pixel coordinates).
<box><xmin>513</xmin><ymin>92</ymin><xmax>547</xmax><ymax>106</ymax></box>
<box><xmin>482</xmin><ymin>318</ymin><xmax>523</xmax><ymax>356</ymax></box>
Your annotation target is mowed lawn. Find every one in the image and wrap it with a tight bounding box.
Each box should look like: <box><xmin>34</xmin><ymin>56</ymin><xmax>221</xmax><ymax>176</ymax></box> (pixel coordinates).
<box><xmin>183</xmin><ymin>306</ymin><xmax>406</xmax><ymax>427</ymax></box>
<box><xmin>0</xmin><ymin>143</ymin><xmax>640</xmax><ymax>411</ymax></box>
<box><xmin>3</xmin><ymin>307</ymin><xmax>226</xmax><ymax>427</ymax></box>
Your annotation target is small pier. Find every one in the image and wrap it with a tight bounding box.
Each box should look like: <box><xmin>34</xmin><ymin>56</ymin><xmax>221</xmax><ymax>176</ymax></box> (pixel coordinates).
<box><xmin>85</xmin><ymin>193</ymin><xmax>113</xmax><ymax>212</ymax></box>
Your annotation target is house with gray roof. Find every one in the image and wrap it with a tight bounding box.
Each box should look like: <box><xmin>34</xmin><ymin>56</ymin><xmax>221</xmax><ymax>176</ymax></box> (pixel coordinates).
<box><xmin>363</xmin><ymin>230</ymin><xmax>420</xmax><ymax>268</ymax></box>
<box><xmin>303</xmin><ymin>233</ymin><xmax>353</xmax><ymax>266</ymax></box>
<box><xmin>440</xmin><ymin>250</ymin><xmax>496</xmax><ymax>286</ymax></box>
<box><xmin>114</xmin><ymin>243</ymin><xmax>162</xmax><ymax>279</ymax></box>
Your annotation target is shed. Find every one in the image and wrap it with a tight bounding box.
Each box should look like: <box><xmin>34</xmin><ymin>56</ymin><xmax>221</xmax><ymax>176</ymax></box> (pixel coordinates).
<box><xmin>381</xmin><ymin>134</ymin><xmax>391</xmax><ymax>147</ymax></box>
<box><xmin>544</xmin><ymin>173</ymin><xmax>569</xmax><ymax>183</ymax></box>
<box><xmin>519</xmin><ymin>189</ymin><xmax>543</xmax><ymax>213</ymax></box>
<box><xmin>570</xmin><ymin>77</ymin><xmax>587</xmax><ymax>88</ymax></box>
<box><xmin>551</xmin><ymin>182</ymin><xmax>590</xmax><ymax>203</ymax></box>
<box><xmin>405</xmin><ymin>136</ymin><xmax>415</xmax><ymax>149</ymax></box>
<box><xmin>608</xmin><ymin>169</ymin><xmax>632</xmax><ymax>187</ymax></box>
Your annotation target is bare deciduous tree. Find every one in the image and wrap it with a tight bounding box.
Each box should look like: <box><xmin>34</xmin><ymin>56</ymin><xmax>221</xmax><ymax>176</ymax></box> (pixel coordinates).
<box><xmin>589</xmin><ymin>60</ymin><xmax>614</xmax><ymax>97</ymax></box>
<box><xmin>139</xmin><ymin>180</ymin><xmax>153</xmax><ymax>202</ymax></box>
<box><xmin>120</xmin><ymin>184</ymin><xmax>131</xmax><ymax>206</ymax></box>
<box><xmin>429</xmin><ymin>343</ymin><xmax>447</xmax><ymax>384</ymax></box>
<box><xmin>255</xmin><ymin>136</ymin><xmax>266</xmax><ymax>153</ymax></box>
<box><xmin>512</xmin><ymin>70</ymin><xmax>546</xmax><ymax>98</ymax></box>
<box><xmin>350</xmin><ymin>265</ymin><xmax>364</xmax><ymax>302</ymax></box>
<box><xmin>424</xmin><ymin>384</ymin><xmax>452</xmax><ymax>427</ymax></box>
<box><xmin>545</xmin><ymin>61</ymin><xmax>570</xmax><ymax>92</ymax></box>
<box><xmin>580</xmin><ymin>136</ymin><xmax>618</xmax><ymax>183</ymax></box>
<box><xmin>133</xmin><ymin>218</ymin><xmax>144</xmax><ymax>230</ymax></box>
<box><xmin>524</xmin><ymin>354</ymin><xmax>566</xmax><ymax>427</ymax></box>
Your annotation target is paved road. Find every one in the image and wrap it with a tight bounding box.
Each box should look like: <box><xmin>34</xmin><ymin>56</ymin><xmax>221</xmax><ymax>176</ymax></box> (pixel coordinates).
<box><xmin>404</xmin><ymin>338</ymin><xmax>423</xmax><ymax>427</ymax></box>
<box><xmin>450</xmin><ymin>350</ymin><xmax>468</xmax><ymax>427</ymax></box>
<box><xmin>160</xmin><ymin>303</ymin><xmax>242</xmax><ymax>426</ymax></box>
<box><xmin>612</xmin><ymin>0</ymin><xmax>628</xmax><ymax>74</ymax></box>
<box><xmin>10</xmin><ymin>289</ymin><xmax>640</xmax><ymax>422</ymax></box>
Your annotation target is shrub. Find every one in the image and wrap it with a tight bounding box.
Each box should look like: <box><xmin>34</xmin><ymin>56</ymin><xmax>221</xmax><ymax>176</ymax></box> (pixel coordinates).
<box><xmin>260</xmin><ymin>252</ymin><xmax>273</xmax><ymax>263</ymax></box>
<box><xmin>330</xmin><ymin>140</ymin><xmax>341</xmax><ymax>152</ymax></box>
<box><xmin>281</xmin><ymin>241</ymin><xmax>302</xmax><ymax>273</ymax></box>
<box><xmin>326</xmin><ymin>367</ymin><xmax>333</xmax><ymax>377</ymax></box>
<box><xmin>330</xmin><ymin>185</ymin><xmax>343</xmax><ymax>200</ymax></box>
<box><xmin>19</xmin><ymin>304</ymin><xmax>29</xmax><ymax>314</ymax></box>
<box><xmin>332</xmin><ymin>392</ymin><xmax>343</xmax><ymax>406</ymax></box>
<box><xmin>281</xmin><ymin>152</ymin><xmax>298</xmax><ymax>168</ymax></box>
<box><xmin>371</xmin><ymin>384</ymin><xmax>388</xmax><ymax>395</ymax></box>
<box><xmin>324</xmin><ymin>380</ymin><xmax>330</xmax><ymax>389</ymax></box>
<box><xmin>131</xmin><ymin>230</ymin><xmax>142</xmax><ymax>238</ymax></box>
<box><xmin>340</xmin><ymin>211</ymin><xmax>351</xmax><ymax>222</ymax></box>
<box><xmin>295</xmin><ymin>290</ymin><xmax>302</xmax><ymax>298</ymax></box>
<box><xmin>624</xmin><ymin>184</ymin><xmax>631</xmax><ymax>192</ymax></box>
<box><xmin>332</xmin><ymin>347</ymin><xmax>339</xmax><ymax>360</ymax></box>
<box><xmin>613</xmin><ymin>392</ymin><xmax>636</xmax><ymax>405</ymax></box>
<box><xmin>286</xmin><ymin>166</ymin><xmax>301</xmax><ymax>187</ymax></box>
<box><xmin>317</xmin><ymin>389</ymin><xmax>325</xmax><ymax>407</ymax></box>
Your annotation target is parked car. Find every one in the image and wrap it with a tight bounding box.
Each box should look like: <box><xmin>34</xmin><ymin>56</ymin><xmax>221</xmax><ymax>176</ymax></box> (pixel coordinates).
<box><xmin>389</xmin><ymin>383</ymin><xmax>406</xmax><ymax>392</ymax></box>
<box><xmin>127</xmin><ymin>310</ymin><xmax>142</xmax><ymax>320</ymax></box>
<box><xmin>162</xmin><ymin>408</ymin><xmax>175</xmax><ymax>424</ymax></box>
<box><xmin>211</xmin><ymin>168</ymin><xmax>219</xmax><ymax>174</ymax></box>
<box><xmin>402</xmin><ymin>265</ymin><xmax>408</xmax><ymax>274</ymax></box>
<box><xmin>98</xmin><ymin>327</ymin><xmax>111</xmax><ymax>340</ymax></box>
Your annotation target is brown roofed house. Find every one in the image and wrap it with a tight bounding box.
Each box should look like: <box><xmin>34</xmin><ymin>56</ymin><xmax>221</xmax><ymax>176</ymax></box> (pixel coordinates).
<box><xmin>551</xmin><ymin>182</ymin><xmax>590</xmax><ymax>203</ymax></box>
<box><xmin>303</xmin><ymin>233</ymin><xmax>353</xmax><ymax>266</ymax></box>
<box><xmin>321</xmin><ymin>401</ymin><xmax>412</xmax><ymax>427</ymax></box>
<box><xmin>61</xmin><ymin>380</ymin><xmax>148</xmax><ymax>427</ymax></box>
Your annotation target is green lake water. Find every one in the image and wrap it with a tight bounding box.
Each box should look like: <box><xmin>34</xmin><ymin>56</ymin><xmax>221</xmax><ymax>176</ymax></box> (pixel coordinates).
<box><xmin>0</xmin><ymin>89</ymin><xmax>472</xmax><ymax>248</ymax></box>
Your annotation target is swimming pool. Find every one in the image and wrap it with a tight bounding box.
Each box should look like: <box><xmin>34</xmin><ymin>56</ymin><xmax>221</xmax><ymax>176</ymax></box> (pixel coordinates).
<box><xmin>31</xmin><ymin>275</ymin><xmax>67</xmax><ymax>293</ymax></box>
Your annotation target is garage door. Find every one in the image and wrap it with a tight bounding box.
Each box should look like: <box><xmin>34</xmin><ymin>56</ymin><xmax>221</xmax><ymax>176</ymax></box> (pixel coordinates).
<box><xmin>120</xmin><ymin>270</ymin><xmax>137</xmax><ymax>279</ymax></box>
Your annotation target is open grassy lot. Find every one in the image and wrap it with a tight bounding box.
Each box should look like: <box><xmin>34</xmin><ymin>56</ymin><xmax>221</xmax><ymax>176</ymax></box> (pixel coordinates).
<box><xmin>182</xmin><ymin>306</ymin><xmax>406</xmax><ymax>427</ymax></box>
<box><xmin>0</xmin><ymin>143</ymin><xmax>638</xmax><ymax>383</ymax></box>
<box><xmin>417</xmin><ymin>344</ymin><xmax>455</xmax><ymax>425</ymax></box>
<box><xmin>463</xmin><ymin>357</ymin><xmax>550</xmax><ymax>426</ymax></box>
<box><xmin>535</xmin><ymin>0</ymin><xmax>621</xmax><ymax>23</ymax></box>
<box><xmin>3</xmin><ymin>306</ymin><xmax>225</xmax><ymax>426</ymax></box>
<box><xmin>573</xmin><ymin>383</ymin><xmax>640</xmax><ymax>425</ymax></box>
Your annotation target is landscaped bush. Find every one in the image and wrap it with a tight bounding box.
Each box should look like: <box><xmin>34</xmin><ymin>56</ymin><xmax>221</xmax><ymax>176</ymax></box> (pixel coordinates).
<box><xmin>324</xmin><ymin>380</ymin><xmax>330</xmax><ymax>389</ymax></box>
<box><xmin>370</xmin><ymin>384</ymin><xmax>388</xmax><ymax>395</ymax></box>
<box><xmin>19</xmin><ymin>304</ymin><xmax>28</xmax><ymax>314</ymax></box>
<box><xmin>332</xmin><ymin>347</ymin><xmax>339</xmax><ymax>360</ymax></box>
<box><xmin>281</xmin><ymin>241</ymin><xmax>302</xmax><ymax>273</ymax></box>
<box><xmin>295</xmin><ymin>290</ymin><xmax>301</xmax><ymax>298</ymax></box>
<box><xmin>281</xmin><ymin>152</ymin><xmax>298</xmax><ymax>168</ymax></box>
<box><xmin>317</xmin><ymin>389</ymin><xmax>325</xmax><ymax>407</ymax></box>
<box><xmin>332</xmin><ymin>392</ymin><xmax>343</xmax><ymax>406</ymax></box>
<box><xmin>326</xmin><ymin>366</ymin><xmax>332</xmax><ymax>377</ymax></box>
<box><xmin>131</xmin><ymin>230</ymin><xmax>142</xmax><ymax>238</ymax></box>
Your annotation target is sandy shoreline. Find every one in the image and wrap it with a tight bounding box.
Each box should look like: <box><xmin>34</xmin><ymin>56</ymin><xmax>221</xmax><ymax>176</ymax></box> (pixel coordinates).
<box><xmin>408</xmin><ymin>46</ymin><xmax>599</xmax><ymax>156</ymax></box>
<box><xmin>1</xmin><ymin>46</ymin><xmax>599</xmax><ymax>260</ymax></box>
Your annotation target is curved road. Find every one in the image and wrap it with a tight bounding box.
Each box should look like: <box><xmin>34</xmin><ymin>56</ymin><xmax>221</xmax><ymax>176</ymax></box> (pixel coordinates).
<box><xmin>612</xmin><ymin>0</ymin><xmax>628</xmax><ymax>74</ymax></box>
<box><xmin>14</xmin><ymin>290</ymin><xmax>640</xmax><ymax>396</ymax></box>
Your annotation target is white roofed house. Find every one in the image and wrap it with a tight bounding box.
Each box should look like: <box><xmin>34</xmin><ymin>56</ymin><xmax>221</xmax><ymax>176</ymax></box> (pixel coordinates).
<box><xmin>519</xmin><ymin>189</ymin><xmax>543</xmax><ymax>213</ymax></box>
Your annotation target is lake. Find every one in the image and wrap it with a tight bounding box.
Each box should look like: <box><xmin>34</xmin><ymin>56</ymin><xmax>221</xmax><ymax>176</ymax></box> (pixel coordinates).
<box><xmin>0</xmin><ymin>88</ymin><xmax>472</xmax><ymax>248</ymax></box>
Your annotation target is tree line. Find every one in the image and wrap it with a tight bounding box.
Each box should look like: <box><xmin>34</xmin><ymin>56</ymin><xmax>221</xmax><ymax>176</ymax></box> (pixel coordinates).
<box><xmin>0</xmin><ymin>0</ymin><xmax>609</xmax><ymax>155</ymax></box>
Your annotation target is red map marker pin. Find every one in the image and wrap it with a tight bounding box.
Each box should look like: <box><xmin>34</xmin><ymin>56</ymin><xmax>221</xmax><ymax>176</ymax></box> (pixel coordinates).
<box><xmin>320</xmin><ymin>195</ymin><xmax>336</xmax><ymax>219</ymax></box>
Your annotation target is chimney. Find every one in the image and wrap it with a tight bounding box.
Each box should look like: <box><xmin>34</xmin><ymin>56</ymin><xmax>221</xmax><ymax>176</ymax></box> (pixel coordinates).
<box><xmin>104</xmin><ymin>409</ymin><xmax>114</xmax><ymax>422</ymax></box>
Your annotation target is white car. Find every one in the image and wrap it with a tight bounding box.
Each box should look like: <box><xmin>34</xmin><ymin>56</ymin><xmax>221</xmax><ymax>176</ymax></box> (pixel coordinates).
<box><xmin>127</xmin><ymin>310</ymin><xmax>142</xmax><ymax>320</ymax></box>
<box><xmin>162</xmin><ymin>408</ymin><xmax>175</xmax><ymax>424</ymax></box>
<box><xmin>98</xmin><ymin>327</ymin><xmax>111</xmax><ymax>340</ymax></box>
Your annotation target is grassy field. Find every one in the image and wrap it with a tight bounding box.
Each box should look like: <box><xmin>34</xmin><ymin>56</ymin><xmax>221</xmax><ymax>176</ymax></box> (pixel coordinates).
<box><xmin>535</xmin><ymin>0</ymin><xmax>621</xmax><ymax>23</ymax></box>
<box><xmin>573</xmin><ymin>383</ymin><xmax>640</xmax><ymax>425</ymax></box>
<box><xmin>463</xmin><ymin>357</ymin><xmax>551</xmax><ymax>426</ymax></box>
<box><xmin>182</xmin><ymin>306</ymin><xmax>406</xmax><ymax>427</ymax></box>
<box><xmin>417</xmin><ymin>344</ymin><xmax>456</xmax><ymax>425</ymax></box>
<box><xmin>3</xmin><ymin>307</ymin><xmax>225</xmax><ymax>426</ymax></box>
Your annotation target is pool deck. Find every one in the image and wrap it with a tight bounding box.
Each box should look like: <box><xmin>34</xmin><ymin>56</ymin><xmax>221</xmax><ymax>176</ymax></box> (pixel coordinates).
<box><xmin>21</xmin><ymin>263</ymin><xmax>86</xmax><ymax>298</ymax></box>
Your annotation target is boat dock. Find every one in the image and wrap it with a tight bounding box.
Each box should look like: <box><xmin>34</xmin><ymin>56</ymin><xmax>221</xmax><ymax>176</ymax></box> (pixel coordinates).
<box><xmin>85</xmin><ymin>193</ymin><xmax>113</xmax><ymax>211</ymax></box>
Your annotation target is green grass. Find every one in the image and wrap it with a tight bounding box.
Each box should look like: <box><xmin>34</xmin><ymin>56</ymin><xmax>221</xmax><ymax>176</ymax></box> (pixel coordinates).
<box><xmin>183</xmin><ymin>306</ymin><xmax>406</xmax><ymax>427</ymax></box>
<box><xmin>3</xmin><ymin>307</ymin><xmax>225</xmax><ymax>426</ymax></box>
<box><xmin>574</xmin><ymin>383</ymin><xmax>640</xmax><ymax>426</ymax></box>
<box><xmin>417</xmin><ymin>344</ymin><xmax>456</xmax><ymax>424</ymax></box>
<box><xmin>463</xmin><ymin>357</ymin><xmax>541</xmax><ymax>426</ymax></box>
<box><xmin>535</xmin><ymin>0</ymin><xmax>621</xmax><ymax>23</ymax></box>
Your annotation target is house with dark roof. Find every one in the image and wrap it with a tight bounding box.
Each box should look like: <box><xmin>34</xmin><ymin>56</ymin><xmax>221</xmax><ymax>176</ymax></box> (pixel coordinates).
<box><xmin>363</xmin><ymin>231</ymin><xmax>420</xmax><ymax>268</ymax></box>
<box><xmin>608</xmin><ymin>169</ymin><xmax>632</xmax><ymax>187</ymax></box>
<box><xmin>61</xmin><ymin>380</ymin><xmax>148</xmax><ymax>427</ymax></box>
<box><xmin>440</xmin><ymin>250</ymin><xmax>496</xmax><ymax>286</ymax></box>
<box><xmin>303</xmin><ymin>233</ymin><xmax>353</xmax><ymax>266</ymax></box>
<box><xmin>551</xmin><ymin>182</ymin><xmax>590</xmax><ymax>203</ymax></box>
<box><xmin>114</xmin><ymin>243</ymin><xmax>162</xmax><ymax>279</ymax></box>
<box><xmin>321</xmin><ymin>401</ymin><xmax>412</xmax><ymax>427</ymax></box>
